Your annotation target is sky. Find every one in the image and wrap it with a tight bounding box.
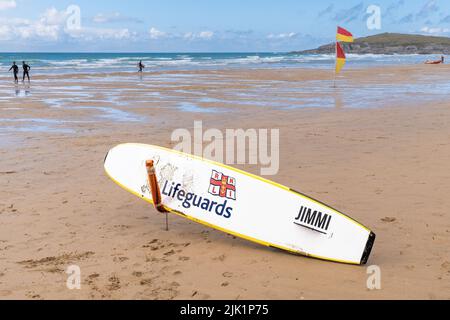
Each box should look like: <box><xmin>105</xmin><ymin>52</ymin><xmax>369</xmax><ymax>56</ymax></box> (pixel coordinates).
<box><xmin>0</xmin><ymin>0</ymin><xmax>449</xmax><ymax>52</ymax></box>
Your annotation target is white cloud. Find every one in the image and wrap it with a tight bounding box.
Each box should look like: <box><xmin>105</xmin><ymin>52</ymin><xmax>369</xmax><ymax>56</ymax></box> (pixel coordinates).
<box><xmin>199</xmin><ymin>31</ymin><xmax>214</xmax><ymax>40</ymax></box>
<box><xmin>0</xmin><ymin>0</ymin><xmax>16</xmax><ymax>11</ymax></box>
<box><xmin>0</xmin><ymin>25</ymin><xmax>10</xmax><ymax>40</ymax></box>
<box><xmin>149</xmin><ymin>27</ymin><xmax>167</xmax><ymax>39</ymax></box>
<box><xmin>33</xmin><ymin>24</ymin><xmax>60</xmax><ymax>40</ymax></box>
<box><xmin>148</xmin><ymin>28</ymin><xmax>215</xmax><ymax>41</ymax></box>
<box><xmin>183</xmin><ymin>32</ymin><xmax>194</xmax><ymax>40</ymax></box>
<box><xmin>0</xmin><ymin>7</ymin><xmax>135</xmax><ymax>42</ymax></box>
<box><xmin>94</xmin><ymin>12</ymin><xmax>119</xmax><ymax>23</ymax></box>
<box><xmin>267</xmin><ymin>32</ymin><xmax>297</xmax><ymax>39</ymax></box>
<box><xmin>183</xmin><ymin>31</ymin><xmax>214</xmax><ymax>40</ymax></box>
<box><xmin>420</xmin><ymin>26</ymin><xmax>450</xmax><ymax>34</ymax></box>
<box><xmin>68</xmin><ymin>27</ymin><xmax>133</xmax><ymax>41</ymax></box>
<box><xmin>40</xmin><ymin>7</ymin><xmax>69</xmax><ymax>25</ymax></box>
<box><xmin>93</xmin><ymin>12</ymin><xmax>142</xmax><ymax>24</ymax></box>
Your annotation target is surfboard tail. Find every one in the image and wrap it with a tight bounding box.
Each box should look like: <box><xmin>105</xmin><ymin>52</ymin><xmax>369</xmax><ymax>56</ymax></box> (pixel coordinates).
<box><xmin>360</xmin><ymin>232</ymin><xmax>376</xmax><ymax>265</ymax></box>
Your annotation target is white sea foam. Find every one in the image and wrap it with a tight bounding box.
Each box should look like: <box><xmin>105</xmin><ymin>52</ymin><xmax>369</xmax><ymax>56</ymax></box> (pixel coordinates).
<box><xmin>0</xmin><ymin>53</ymin><xmax>443</xmax><ymax>76</ymax></box>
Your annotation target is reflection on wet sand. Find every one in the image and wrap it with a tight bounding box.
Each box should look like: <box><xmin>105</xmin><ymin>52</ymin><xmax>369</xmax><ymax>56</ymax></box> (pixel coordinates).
<box><xmin>14</xmin><ymin>84</ymin><xmax>31</xmax><ymax>97</ymax></box>
<box><xmin>1</xmin><ymin>65</ymin><xmax>450</xmax><ymax>138</ymax></box>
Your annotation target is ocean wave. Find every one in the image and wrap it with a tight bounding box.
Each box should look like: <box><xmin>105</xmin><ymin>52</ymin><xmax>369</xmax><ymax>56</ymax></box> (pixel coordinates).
<box><xmin>0</xmin><ymin>53</ymin><xmax>439</xmax><ymax>75</ymax></box>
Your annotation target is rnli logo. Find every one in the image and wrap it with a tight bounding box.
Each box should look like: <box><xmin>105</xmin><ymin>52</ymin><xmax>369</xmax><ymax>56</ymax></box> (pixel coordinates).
<box><xmin>208</xmin><ymin>170</ymin><xmax>236</xmax><ymax>201</ymax></box>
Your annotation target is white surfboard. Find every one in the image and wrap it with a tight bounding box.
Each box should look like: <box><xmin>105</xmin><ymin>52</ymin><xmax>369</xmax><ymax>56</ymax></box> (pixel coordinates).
<box><xmin>104</xmin><ymin>143</ymin><xmax>375</xmax><ymax>265</ymax></box>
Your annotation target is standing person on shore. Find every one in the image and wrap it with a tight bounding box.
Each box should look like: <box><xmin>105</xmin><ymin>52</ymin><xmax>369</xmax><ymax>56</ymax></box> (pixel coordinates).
<box><xmin>22</xmin><ymin>61</ymin><xmax>31</xmax><ymax>82</ymax></box>
<box><xmin>138</xmin><ymin>60</ymin><xmax>145</xmax><ymax>72</ymax></box>
<box><xmin>8</xmin><ymin>62</ymin><xmax>19</xmax><ymax>84</ymax></box>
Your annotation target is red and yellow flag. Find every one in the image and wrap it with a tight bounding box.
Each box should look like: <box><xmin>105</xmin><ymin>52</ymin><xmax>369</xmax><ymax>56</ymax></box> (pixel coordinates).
<box><xmin>335</xmin><ymin>42</ymin><xmax>346</xmax><ymax>75</ymax></box>
<box><xmin>336</xmin><ymin>26</ymin><xmax>354</xmax><ymax>43</ymax></box>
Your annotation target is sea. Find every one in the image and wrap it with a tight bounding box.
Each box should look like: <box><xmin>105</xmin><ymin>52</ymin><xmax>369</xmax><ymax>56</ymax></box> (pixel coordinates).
<box><xmin>0</xmin><ymin>52</ymin><xmax>442</xmax><ymax>74</ymax></box>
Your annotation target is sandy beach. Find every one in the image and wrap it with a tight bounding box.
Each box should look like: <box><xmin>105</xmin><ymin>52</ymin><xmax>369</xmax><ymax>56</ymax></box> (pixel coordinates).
<box><xmin>1</xmin><ymin>65</ymin><xmax>450</xmax><ymax>300</ymax></box>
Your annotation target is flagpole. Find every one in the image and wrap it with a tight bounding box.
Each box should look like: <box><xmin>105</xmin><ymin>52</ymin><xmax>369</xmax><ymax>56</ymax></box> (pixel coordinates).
<box><xmin>334</xmin><ymin>40</ymin><xmax>337</xmax><ymax>88</ymax></box>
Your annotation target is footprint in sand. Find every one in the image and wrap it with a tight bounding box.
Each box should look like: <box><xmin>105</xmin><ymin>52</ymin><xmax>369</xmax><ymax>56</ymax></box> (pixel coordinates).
<box><xmin>143</xmin><ymin>240</ymin><xmax>191</xmax><ymax>261</ymax></box>
<box><xmin>17</xmin><ymin>251</ymin><xmax>95</xmax><ymax>273</ymax></box>
<box><xmin>107</xmin><ymin>275</ymin><xmax>121</xmax><ymax>291</ymax></box>
<box><xmin>0</xmin><ymin>171</ymin><xmax>16</xmax><ymax>175</ymax></box>
<box><xmin>140</xmin><ymin>278</ymin><xmax>153</xmax><ymax>286</ymax></box>
<box><xmin>114</xmin><ymin>225</ymin><xmax>131</xmax><ymax>231</ymax></box>
<box><xmin>6</xmin><ymin>204</ymin><xmax>18</xmax><ymax>213</ymax></box>
<box><xmin>178</xmin><ymin>256</ymin><xmax>190</xmax><ymax>261</ymax></box>
<box><xmin>25</xmin><ymin>291</ymin><xmax>41</xmax><ymax>299</ymax></box>
<box><xmin>164</xmin><ymin>250</ymin><xmax>176</xmax><ymax>257</ymax></box>
<box><xmin>213</xmin><ymin>254</ymin><xmax>226</xmax><ymax>262</ymax></box>
<box><xmin>153</xmin><ymin>282</ymin><xmax>180</xmax><ymax>300</ymax></box>
<box><xmin>113</xmin><ymin>256</ymin><xmax>129</xmax><ymax>263</ymax></box>
<box><xmin>138</xmin><ymin>279</ymin><xmax>179</xmax><ymax>300</ymax></box>
<box><xmin>86</xmin><ymin>273</ymin><xmax>100</xmax><ymax>285</ymax></box>
<box><xmin>201</xmin><ymin>230</ymin><xmax>210</xmax><ymax>239</ymax></box>
<box><xmin>191</xmin><ymin>288</ymin><xmax>211</xmax><ymax>299</ymax></box>
<box><xmin>143</xmin><ymin>239</ymin><xmax>165</xmax><ymax>251</ymax></box>
<box><xmin>441</xmin><ymin>261</ymin><xmax>450</xmax><ymax>273</ymax></box>
<box><xmin>145</xmin><ymin>256</ymin><xmax>160</xmax><ymax>263</ymax></box>
<box><xmin>0</xmin><ymin>245</ymin><xmax>13</xmax><ymax>252</ymax></box>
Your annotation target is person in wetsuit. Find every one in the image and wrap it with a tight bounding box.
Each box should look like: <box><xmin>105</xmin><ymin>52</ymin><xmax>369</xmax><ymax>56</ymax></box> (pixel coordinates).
<box><xmin>8</xmin><ymin>62</ymin><xmax>19</xmax><ymax>84</ymax></box>
<box><xmin>138</xmin><ymin>60</ymin><xmax>145</xmax><ymax>72</ymax></box>
<box><xmin>22</xmin><ymin>61</ymin><xmax>31</xmax><ymax>82</ymax></box>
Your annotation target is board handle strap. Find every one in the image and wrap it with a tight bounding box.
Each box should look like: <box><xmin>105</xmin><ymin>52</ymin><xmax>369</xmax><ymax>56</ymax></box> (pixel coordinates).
<box><xmin>146</xmin><ymin>160</ymin><xmax>170</xmax><ymax>231</ymax></box>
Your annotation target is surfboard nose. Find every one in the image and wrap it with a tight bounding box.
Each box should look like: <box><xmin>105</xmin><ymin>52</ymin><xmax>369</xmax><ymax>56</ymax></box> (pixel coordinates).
<box><xmin>104</xmin><ymin>151</ymin><xmax>110</xmax><ymax>165</ymax></box>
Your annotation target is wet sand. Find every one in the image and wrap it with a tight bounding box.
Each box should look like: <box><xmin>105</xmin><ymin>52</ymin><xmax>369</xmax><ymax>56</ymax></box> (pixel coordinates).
<box><xmin>0</xmin><ymin>66</ymin><xmax>449</xmax><ymax>300</ymax></box>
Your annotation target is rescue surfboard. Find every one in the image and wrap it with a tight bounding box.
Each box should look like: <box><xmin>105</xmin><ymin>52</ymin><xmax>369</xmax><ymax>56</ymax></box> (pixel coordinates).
<box><xmin>104</xmin><ymin>143</ymin><xmax>375</xmax><ymax>265</ymax></box>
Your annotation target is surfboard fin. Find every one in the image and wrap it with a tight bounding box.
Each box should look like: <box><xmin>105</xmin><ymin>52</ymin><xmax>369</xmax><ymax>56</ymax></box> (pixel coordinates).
<box><xmin>146</xmin><ymin>160</ymin><xmax>170</xmax><ymax>231</ymax></box>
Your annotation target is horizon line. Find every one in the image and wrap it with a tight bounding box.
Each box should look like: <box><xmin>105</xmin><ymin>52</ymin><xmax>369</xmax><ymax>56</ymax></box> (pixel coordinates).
<box><xmin>0</xmin><ymin>51</ymin><xmax>289</xmax><ymax>54</ymax></box>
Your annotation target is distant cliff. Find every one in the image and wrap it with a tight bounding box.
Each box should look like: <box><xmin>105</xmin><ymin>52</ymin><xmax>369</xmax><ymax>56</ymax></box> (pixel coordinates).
<box><xmin>293</xmin><ymin>33</ymin><xmax>450</xmax><ymax>55</ymax></box>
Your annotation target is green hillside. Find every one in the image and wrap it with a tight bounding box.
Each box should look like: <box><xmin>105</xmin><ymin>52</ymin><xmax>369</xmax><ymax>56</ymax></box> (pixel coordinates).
<box><xmin>294</xmin><ymin>33</ymin><xmax>450</xmax><ymax>55</ymax></box>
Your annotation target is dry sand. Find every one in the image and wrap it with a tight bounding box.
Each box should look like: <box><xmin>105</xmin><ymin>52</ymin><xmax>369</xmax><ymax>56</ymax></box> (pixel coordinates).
<box><xmin>0</xmin><ymin>66</ymin><xmax>449</xmax><ymax>300</ymax></box>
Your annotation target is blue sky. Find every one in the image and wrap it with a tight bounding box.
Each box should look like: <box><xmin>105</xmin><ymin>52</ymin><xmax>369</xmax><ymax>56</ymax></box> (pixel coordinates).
<box><xmin>0</xmin><ymin>0</ymin><xmax>449</xmax><ymax>52</ymax></box>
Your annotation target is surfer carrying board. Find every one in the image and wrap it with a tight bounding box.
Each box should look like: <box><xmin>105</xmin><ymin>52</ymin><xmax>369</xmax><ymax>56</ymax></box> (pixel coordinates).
<box><xmin>8</xmin><ymin>62</ymin><xmax>19</xmax><ymax>84</ymax></box>
<box><xmin>138</xmin><ymin>60</ymin><xmax>145</xmax><ymax>72</ymax></box>
<box><xmin>425</xmin><ymin>56</ymin><xmax>444</xmax><ymax>65</ymax></box>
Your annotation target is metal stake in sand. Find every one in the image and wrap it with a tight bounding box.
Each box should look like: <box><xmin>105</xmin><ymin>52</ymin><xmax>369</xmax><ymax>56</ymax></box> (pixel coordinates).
<box><xmin>146</xmin><ymin>160</ymin><xmax>170</xmax><ymax>231</ymax></box>
<box><xmin>333</xmin><ymin>41</ymin><xmax>337</xmax><ymax>88</ymax></box>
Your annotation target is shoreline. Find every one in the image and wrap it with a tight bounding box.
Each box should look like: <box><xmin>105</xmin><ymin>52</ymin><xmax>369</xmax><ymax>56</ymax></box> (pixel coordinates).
<box><xmin>1</xmin><ymin>63</ymin><xmax>449</xmax><ymax>78</ymax></box>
